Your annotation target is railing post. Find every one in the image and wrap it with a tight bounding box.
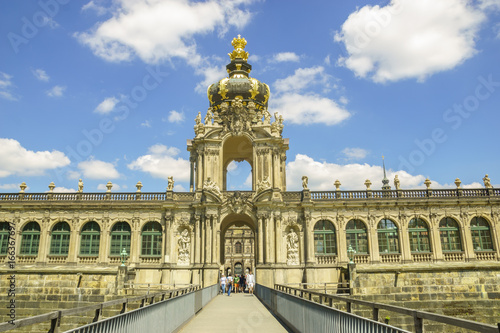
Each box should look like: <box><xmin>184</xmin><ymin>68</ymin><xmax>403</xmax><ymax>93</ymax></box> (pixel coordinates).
<box><xmin>120</xmin><ymin>300</ymin><xmax>128</xmax><ymax>314</ymax></box>
<box><xmin>92</xmin><ymin>305</ymin><xmax>102</xmax><ymax>322</ymax></box>
<box><xmin>48</xmin><ymin>311</ymin><xmax>61</xmax><ymax>333</ymax></box>
<box><xmin>328</xmin><ymin>297</ymin><xmax>333</xmax><ymax>307</ymax></box>
<box><xmin>347</xmin><ymin>301</ymin><xmax>352</xmax><ymax>313</ymax></box>
<box><xmin>413</xmin><ymin>313</ymin><xmax>423</xmax><ymax>333</ymax></box>
<box><xmin>372</xmin><ymin>307</ymin><xmax>379</xmax><ymax>321</ymax></box>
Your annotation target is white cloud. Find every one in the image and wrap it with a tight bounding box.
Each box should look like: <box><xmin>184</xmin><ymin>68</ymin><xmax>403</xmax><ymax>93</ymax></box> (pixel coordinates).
<box><xmin>271</xmin><ymin>93</ymin><xmax>351</xmax><ymax>126</ymax></box>
<box><xmin>195</xmin><ymin>64</ymin><xmax>227</xmax><ymax>94</ymax></box>
<box><xmin>46</xmin><ymin>85</ymin><xmax>66</xmax><ymax>97</ymax></box>
<box><xmin>97</xmin><ymin>183</ymin><xmax>121</xmax><ymax>191</ymax></box>
<box><xmin>52</xmin><ymin>187</ymin><xmax>77</xmax><ymax>193</ymax></box>
<box><xmin>78</xmin><ymin>158</ymin><xmax>120</xmax><ymax>180</ymax></box>
<box><xmin>271</xmin><ymin>52</ymin><xmax>300</xmax><ymax>63</ymax></box>
<box><xmin>128</xmin><ymin>144</ymin><xmax>190</xmax><ymax>181</ymax></box>
<box><xmin>0</xmin><ymin>72</ymin><xmax>17</xmax><ymax>101</ymax></box>
<box><xmin>479</xmin><ymin>0</ymin><xmax>500</xmax><ymax>11</ymax></box>
<box><xmin>286</xmin><ymin>154</ymin><xmax>425</xmax><ymax>191</ymax></box>
<box><xmin>335</xmin><ymin>0</ymin><xmax>486</xmax><ymax>82</ymax></box>
<box><xmin>75</xmin><ymin>0</ymin><xmax>255</xmax><ymax>64</ymax></box>
<box><xmin>141</xmin><ymin>120</ymin><xmax>152</xmax><ymax>128</ymax></box>
<box><xmin>342</xmin><ymin>148</ymin><xmax>368</xmax><ymax>161</ymax></box>
<box><xmin>167</xmin><ymin>110</ymin><xmax>185</xmax><ymax>123</ymax></box>
<box><xmin>274</xmin><ymin>66</ymin><xmax>329</xmax><ymax>93</ymax></box>
<box><xmin>0</xmin><ymin>184</ymin><xmax>20</xmax><ymax>190</ymax></box>
<box><xmin>82</xmin><ymin>1</ymin><xmax>109</xmax><ymax>16</ymax></box>
<box><xmin>33</xmin><ymin>69</ymin><xmax>50</xmax><ymax>82</ymax></box>
<box><xmin>94</xmin><ymin>96</ymin><xmax>119</xmax><ymax>114</ymax></box>
<box><xmin>0</xmin><ymin>138</ymin><xmax>70</xmax><ymax>177</ymax></box>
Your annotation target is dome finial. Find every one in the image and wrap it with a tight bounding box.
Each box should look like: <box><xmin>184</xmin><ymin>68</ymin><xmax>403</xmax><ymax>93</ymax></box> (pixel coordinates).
<box><xmin>228</xmin><ymin>35</ymin><xmax>249</xmax><ymax>61</ymax></box>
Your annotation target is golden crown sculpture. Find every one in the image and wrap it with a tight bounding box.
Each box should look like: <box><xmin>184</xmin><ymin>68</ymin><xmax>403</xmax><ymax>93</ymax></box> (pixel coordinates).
<box><xmin>228</xmin><ymin>34</ymin><xmax>249</xmax><ymax>61</ymax></box>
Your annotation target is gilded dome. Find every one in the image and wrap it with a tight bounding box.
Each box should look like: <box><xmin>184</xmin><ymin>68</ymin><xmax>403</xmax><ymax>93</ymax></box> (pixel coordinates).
<box><xmin>207</xmin><ymin>35</ymin><xmax>270</xmax><ymax>111</ymax></box>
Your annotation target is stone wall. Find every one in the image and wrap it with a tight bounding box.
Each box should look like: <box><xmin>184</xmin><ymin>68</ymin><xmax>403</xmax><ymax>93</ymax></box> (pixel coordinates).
<box><xmin>348</xmin><ymin>263</ymin><xmax>500</xmax><ymax>332</ymax></box>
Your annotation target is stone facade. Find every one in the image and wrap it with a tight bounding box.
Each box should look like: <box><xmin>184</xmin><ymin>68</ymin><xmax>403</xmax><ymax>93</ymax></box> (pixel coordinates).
<box><xmin>1</xmin><ymin>36</ymin><xmax>500</xmax><ymax>328</ymax></box>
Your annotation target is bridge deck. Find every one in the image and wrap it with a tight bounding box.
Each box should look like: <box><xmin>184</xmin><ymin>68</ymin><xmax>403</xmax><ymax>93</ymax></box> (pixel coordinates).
<box><xmin>179</xmin><ymin>292</ymin><xmax>289</xmax><ymax>333</ymax></box>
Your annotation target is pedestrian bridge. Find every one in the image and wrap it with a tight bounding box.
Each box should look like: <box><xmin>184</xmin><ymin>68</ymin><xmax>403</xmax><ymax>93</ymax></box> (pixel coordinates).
<box><xmin>2</xmin><ymin>284</ymin><xmax>498</xmax><ymax>333</ymax></box>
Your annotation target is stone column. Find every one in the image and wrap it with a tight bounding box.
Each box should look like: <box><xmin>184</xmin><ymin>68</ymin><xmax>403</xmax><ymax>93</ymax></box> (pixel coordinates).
<box><xmin>205</xmin><ymin>214</ymin><xmax>212</xmax><ymax>264</ymax></box>
<box><xmin>68</xmin><ymin>220</ymin><xmax>78</xmax><ymax>263</ymax></box>
<box><xmin>212</xmin><ymin>216</ymin><xmax>218</xmax><ymax>264</ymax></box>
<box><xmin>258</xmin><ymin>215</ymin><xmax>264</xmax><ymax>264</ymax></box>
<box><xmin>459</xmin><ymin>214</ymin><xmax>473</xmax><ymax>261</ymax></box>
<box><xmin>304</xmin><ymin>213</ymin><xmax>315</xmax><ymax>265</ymax></box>
<box><xmin>337</xmin><ymin>217</ymin><xmax>347</xmax><ymax>264</ymax></box>
<box><xmin>190</xmin><ymin>155</ymin><xmax>196</xmax><ymax>192</ymax></box>
<box><xmin>399</xmin><ymin>218</ymin><xmax>412</xmax><ymax>263</ymax></box>
<box><xmin>38</xmin><ymin>224</ymin><xmax>49</xmax><ymax>264</ymax></box>
<box><xmin>489</xmin><ymin>212</ymin><xmax>500</xmax><ymax>259</ymax></box>
<box><xmin>275</xmin><ymin>215</ymin><xmax>283</xmax><ymax>263</ymax></box>
<box><xmin>266</xmin><ymin>214</ymin><xmax>275</xmax><ymax>263</ymax></box>
<box><xmin>201</xmin><ymin>215</ymin><xmax>206</xmax><ymax>264</ymax></box>
<box><xmin>429</xmin><ymin>214</ymin><xmax>442</xmax><ymax>261</ymax></box>
<box><xmin>130</xmin><ymin>219</ymin><xmax>140</xmax><ymax>264</ymax></box>
<box><xmin>367</xmin><ymin>220</ymin><xmax>379</xmax><ymax>263</ymax></box>
<box><xmin>272</xmin><ymin>148</ymin><xmax>280</xmax><ymax>189</ymax></box>
<box><xmin>99</xmin><ymin>220</ymin><xmax>109</xmax><ymax>264</ymax></box>
<box><xmin>196</xmin><ymin>148</ymin><xmax>203</xmax><ymax>191</ymax></box>
<box><xmin>194</xmin><ymin>215</ymin><xmax>201</xmax><ymax>264</ymax></box>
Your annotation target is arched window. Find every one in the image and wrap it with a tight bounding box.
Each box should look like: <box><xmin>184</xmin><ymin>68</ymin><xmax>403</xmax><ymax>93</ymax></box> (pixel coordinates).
<box><xmin>110</xmin><ymin>222</ymin><xmax>131</xmax><ymax>256</ymax></box>
<box><xmin>50</xmin><ymin>222</ymin><xmax>71</xmax><ymax>256</ymax></box>
<box><xmin>80</xmin><ymin>222</ymin><xmax>100</xmax><ymax>256</ymax></box>
<box><xmin>235</xmin><ymin>241</ymin><xmax>242</xmax><ymax>254</ymax></box>
<box><xmin>0</xmin><ymin>222</ymin><xmax>11</xmax><ymax>255</ymax></box>
<box><xmin>439</xmin><ymin>218</ymin><xmax>462</xmax><ymax>252</ymax></box>
<box><xmin>20</xmin><ymin>222</ymin><xmax>41</xmax><ymax>255</ymax></box>
<box><xmin>471</xmin><ymin>217</ymin><xmax>494</xmax><ymax>251</ymax></box>
<box><xmin>141</xmin><ymin>222</ymin><xmax>162</xmax><ymax>256</ymax></box>
<box><xmin>346</xmin><ymin>219</ymin><xmax>368</xmax><ymax>254</ymax></box>
<box><xmin>408</xmin><ymin>218</ymin><xmax>431</xmax><ymax>252</ymax></box>
<box><xmin>377</xmin><ymin>219</ymin><xmax>399</xmax><ymax>253</ymax></box>
<box><xmin>314</xmin><ymin>220</ymin><xmax>336</xmax><ymax>255</ymax></box>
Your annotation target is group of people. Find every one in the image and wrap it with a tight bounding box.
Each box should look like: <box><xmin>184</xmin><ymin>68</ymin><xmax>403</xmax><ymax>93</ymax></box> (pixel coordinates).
<box><xmin>220</xmin><ymin>271</ymin><xmax>254</xmax><ymax>296</ymax></box>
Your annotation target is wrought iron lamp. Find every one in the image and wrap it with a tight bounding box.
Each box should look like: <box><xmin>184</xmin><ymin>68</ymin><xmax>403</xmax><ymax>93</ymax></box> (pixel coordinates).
<box><xmin>120</xmin><ymin>248</ymin><xmax>128</xmax><ymax>266</ymax></box>
<box><xmin>347</xmin><ymin>244</ymin><xmax>356</xmax><ymax>264</ymax></box>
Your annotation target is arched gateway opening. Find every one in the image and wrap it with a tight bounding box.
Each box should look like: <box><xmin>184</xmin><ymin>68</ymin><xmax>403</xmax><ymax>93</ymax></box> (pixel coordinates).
<box><xmin>220</xmin><ymin>214</ymin><xmax>256</xmax><ymax>280</ymax></box>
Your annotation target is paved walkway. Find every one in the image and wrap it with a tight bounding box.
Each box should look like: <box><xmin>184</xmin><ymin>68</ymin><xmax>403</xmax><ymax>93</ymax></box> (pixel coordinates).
<box><xmin>179</xmin><ymin>292</ymin><xmax>289</xmax><ymax>333</ymax></box>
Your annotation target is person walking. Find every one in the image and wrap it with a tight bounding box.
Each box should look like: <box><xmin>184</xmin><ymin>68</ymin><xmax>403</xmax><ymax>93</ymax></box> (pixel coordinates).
<box><xmin>239</xmin><ymin>274</ymin><xmax>246</xmax><ymax>293</ymax></box>
<box><xmin>247</xmin><ymin>271</ymin><xmax>254</xmax><ymax>295</ymax></box>
<box><xmin>234</xmin><ymin>275</ymin><xmax>240</xmax><ymax>294</ymax></box>
<box><xmin>226</xmin><ymin>274</ymin><xmax>233</xmax><ymax>296</ymax></box>
<box><xmin>220</xmin><ymin>274</ymin><xmax>226</xmax><ymax>295</ymax></box>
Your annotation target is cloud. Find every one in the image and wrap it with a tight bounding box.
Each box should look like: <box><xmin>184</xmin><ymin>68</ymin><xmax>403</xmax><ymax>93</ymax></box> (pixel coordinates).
<box><xmin>141</xmin><ymin>120</ymin><xmax>152</xmax><ymax>128</ymax></box>
<box><xmin>94</xmin><ymin>96</ymin><xmax>118</xmax><ymax>114</ymax></box>
<box><xmin>78</xmin><ymin>158</ymin><xmax>120</xmax><ymax>179</ymax></box>
<box><xmin>271</xmin><ymin>52</ymin><xmax>300</xmax><ymax>63</ymax></box>
<box><xmin>0</xmin><ymin>138</ymin><xmax>70</xmax><ymax>177</ymax></box>
<box><xmin>334</xmin><ymin>0</ymin><xmax>486</xmax><ymax>82</ymax></box>
<box><xmin>286</xmin><ymin>154</ymin><xmax>426</xmax><ymax>191</ymax></box>
<box><xmin>97</xmin><ymin>183</ymin><xmax>121</xmax><ymax>191</ymax></box>
<box><xmin>52</xmin><ymin>187</ymin><xmax>77</xmax><ymax>193</ymax></box>
<box><xmin>166</xmin><ymin>110</ymin><xmax>185</xmax><ymax>123</ymax></box>
<box><xmin>479</xmin><ymin>0</ymin><xmax>500</xmax><ymax>11</ymax></box>
<box><xmin>82</xmin><ymin>1</ymin><xmax>109</xmax><ymax>16</ymax></box>
<box><xmin>0</xmin><ymin>184</ymin><xmax>20</xmax><ymax>190</ymax></box>
<box><xmin>75</xmin><ymin>0</ymin><xmax>255</xmax><ymax>64</ymax></box>
<box><xmin>0</xmin><ymin>72</ymin><xmax>17</xmax><ymax>101</ymax></box>
<box><xmin>195</xmin><ymin>64</ymin><xmax>227</xmax><ymax>94</ymax></box>
<box><xmin>274</xmin><ymin>66</ymin><xmax>329</xmax><ymax>93</ymax></box>
<box><xmin>342</xmin><ymin>148</ymin><xmax>368</xmax><ymax>161</ymax></box>
<box><xmin>271</xmin><ymin>93</ymin><xmax>350</xmax><ymax>125</ymax></box>
<box><xmin>46</xmin><ymin>85</ymin><xmax>66</xmax><ymax>97</ymax></box>
<box><xmin>128</xmin><ymin>144</ymin><xmax>190</xmax><ymax>181</ymax></box>
<box><xmin>33</xmin><ymin>69</ymin><xmax>50</xmax><ymax>82</ymax></box>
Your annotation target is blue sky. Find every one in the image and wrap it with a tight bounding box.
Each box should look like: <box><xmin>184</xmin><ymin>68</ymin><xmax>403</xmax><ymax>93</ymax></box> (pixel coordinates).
<box><xmin>1</xmin><ymin>0</ymin><xmax>499</xmax><ymax>193</ymax></box>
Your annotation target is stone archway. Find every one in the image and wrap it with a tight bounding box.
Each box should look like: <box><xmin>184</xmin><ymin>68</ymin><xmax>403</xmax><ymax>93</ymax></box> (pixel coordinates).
<box><xmin>220</xmin><ymin>214</ymin><xmax>256</xmax><ymax>278</ymax></box>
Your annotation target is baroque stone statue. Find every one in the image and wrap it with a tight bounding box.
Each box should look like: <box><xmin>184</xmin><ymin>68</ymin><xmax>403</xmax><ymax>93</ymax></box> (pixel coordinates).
<box><xmin>286</xmin><ymin>229</ymin><xmax>299</xmax><ymax>265</ymax></box>
<box><xmin>167</xmin><ymin>176</ymin><xmax>174</xmax><ymax>191</ymax></box>
<box><xmin>178</xmin><ymin>229</ymin><xmax>190</xmax><ymax>265</ymax></box>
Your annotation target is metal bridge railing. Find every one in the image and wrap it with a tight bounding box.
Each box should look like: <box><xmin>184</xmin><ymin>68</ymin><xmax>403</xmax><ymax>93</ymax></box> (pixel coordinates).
<box><xmin>256</xmin><ymin>284</ymin><xmax>410</xmax><ymax>333</ymax></box>
<box><xmin>274</xmin><ymin>284</ymin><xmax>500</xmax><ymax>333</ymax></box>
<box><xmin>0</xmin><ymin>284</ymin><xmax>217</xmax><ymax>333</ymax></box>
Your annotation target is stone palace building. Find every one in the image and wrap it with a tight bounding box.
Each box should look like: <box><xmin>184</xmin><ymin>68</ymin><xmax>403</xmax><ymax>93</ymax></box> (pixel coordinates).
<box><xmin>1</xmin><ymin>37</ymin><xmax>500</xmax><ymax>318</ymax></box>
